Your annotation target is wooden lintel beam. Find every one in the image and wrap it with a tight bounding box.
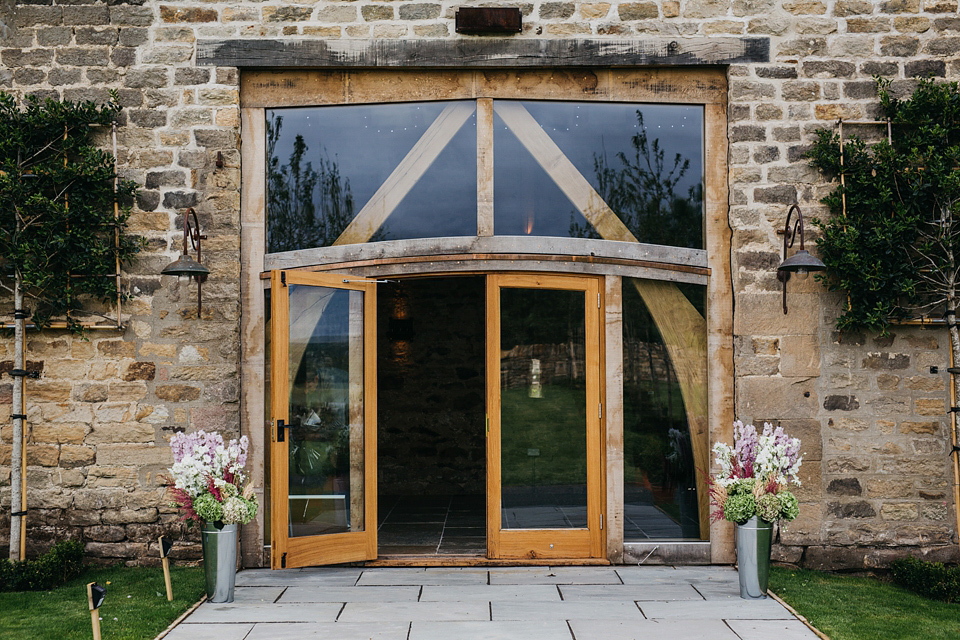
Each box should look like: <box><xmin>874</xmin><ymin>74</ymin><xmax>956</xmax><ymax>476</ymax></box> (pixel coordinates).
<box><xmin>198</xmin><ymin>37</ymin><xmax>770</xmax><ymax>68</ymax></box>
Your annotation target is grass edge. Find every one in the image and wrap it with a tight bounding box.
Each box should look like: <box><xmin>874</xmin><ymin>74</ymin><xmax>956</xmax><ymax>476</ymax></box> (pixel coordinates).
<box><xmin>768</xmin><ymin>588</ymin><xmax>832</xmax><ymax>640</ymax></box>
<box><xmin>153</xmin><ymin>594</ymin><xmax>207</xmax><ymax>640</ymax></box>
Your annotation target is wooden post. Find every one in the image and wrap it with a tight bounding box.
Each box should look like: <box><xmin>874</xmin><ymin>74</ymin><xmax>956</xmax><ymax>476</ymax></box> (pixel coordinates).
<box><xmin>159</xmin><ymin>536</ymin><xmax>173</xmax><ymax>601</ymax></box>
<box><xmin>87</xmin><ymin>582</ymin><xmax>103</xmax><ymax>640</ymax></box>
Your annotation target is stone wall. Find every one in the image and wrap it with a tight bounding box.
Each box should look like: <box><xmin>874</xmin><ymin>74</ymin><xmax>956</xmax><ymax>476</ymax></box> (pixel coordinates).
<box><xmin>0</xmin><ymin>0</ymin><xmax>957</xmax><ymax>567</ymax></box>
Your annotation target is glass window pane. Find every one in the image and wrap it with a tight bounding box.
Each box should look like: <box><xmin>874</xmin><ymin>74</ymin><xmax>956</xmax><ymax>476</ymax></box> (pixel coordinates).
<box><xmin>494</xmin><ymin>101</ymin><xmax>704</xmax><ymax>248</ymax></box>
<box><xmin>500</xmin><ymin>287</ymin><xmax>587</xmax><ymax>529</ymax></box>
<box><xmin>287</xmin><ymin>284</ymin><xmax>365</xmax><ymax>537</ymax></box>
<box><xmin>493</xmin><ymin>111</ymin><xmax>592</xmax><ymax>237</ymax></box>
<box><xmin>266</xmin><ymin>101</ymin><xmax>476</xmax><ymax>252</ymax></box>
<box><xmin>622</xmin><ymin>279</ymin><xmax>706</xmax><ymax>540</ymax></box>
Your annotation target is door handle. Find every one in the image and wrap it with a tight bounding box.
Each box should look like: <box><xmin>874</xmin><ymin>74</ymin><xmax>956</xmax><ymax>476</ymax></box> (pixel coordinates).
<box><xmin>276</xmin><ymin>419</ymin><xmax>289</xmax><ymax>442</ymax></box>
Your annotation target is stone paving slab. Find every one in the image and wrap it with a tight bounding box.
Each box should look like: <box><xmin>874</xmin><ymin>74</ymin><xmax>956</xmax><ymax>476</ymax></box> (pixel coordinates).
<box><xmin>235</xmin><ymin>567</ymin><xmax>362</xmax><ymax>587</ymax></box>
<box><xmin>639</xmin><ymin>598</ymin><xmax>795</xmax><ymax>620</ymax></box>
<box><xmin>357</xmin><ymin>568</ymin><xmax>489</xmax><ymax>586</ymax></box>
<box><xmin>231</xmin><ymin>586</ymin><xmax>285</xmax><ymax>602</ymax></box>
<box><xmin>184</xmin><ymin>601</ymin><xmax>342</xmax><ymax>623</ymax></box>
<box><xmin>492</xmin><ymin>600</ymin><xmax>645</xmax><ymax>621</ymax></box>
<box><xmin>489</xmin><ymin>567</ymin><xmax>622</xmax><ymax>584</ymax></box>
<box><xmin>569</xmin><ymin>618</ymin><xmax>741</xmax><ymax>640</ymax></box>
<box><xmin>244</xmin><ymin>621</ymin><xmax>410</xmax><ymax>639</ymax></box>
<box><xmin>279</xmin><ymin>585</ymin><xmax>420</xmax><ymax>602</ymax></box>
<box><xmin>727</xmin><ymin>619</ymin><xmax>823</xmax><ymax>640</ymax></box>
<box><xmin>339</xmin><ymin>601</ymin><xmax>490</xmax><ymax>622</ymax></box>
<box><xmin>419</xmin><ymin>584</ymin><xmax>562</xmax><ymax>601</ymax></box>
<box><xmin>409</xmin><ymin>620</ymin><xmax>573</xmax><ymax>640</ymax></box>
<box><xmin>559</xmin><ymin>583</ymin><xmax>704</xmax><ymax>601</ymax></box>
<box><xmin>172</xmin><ymin>566</ymin><xmax>819</xmax><ymax>639</ymax></box>
<box><xmin>162</xmin><ymin>623</ymin><xmax>254</xmax><ymax>640</ymax></box>
<box><xmin>616</xmin><ymin>566</ymin><xmax>740</xmax><ymax>584</ymax></box>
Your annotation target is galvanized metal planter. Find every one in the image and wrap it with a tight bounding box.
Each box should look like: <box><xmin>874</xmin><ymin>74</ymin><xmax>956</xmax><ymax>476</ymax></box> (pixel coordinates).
<box><xmin>201</xmin><ymin>522</ymin><xmax>238</xmax><ymax>603</ymax></box>
<box><xmin>736</xmin><ymin>515</ymin><xmax>773</xmax><ymax>599</ymax></box>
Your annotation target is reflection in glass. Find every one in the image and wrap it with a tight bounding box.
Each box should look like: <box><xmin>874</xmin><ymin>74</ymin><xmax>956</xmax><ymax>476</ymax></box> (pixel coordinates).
<box><xmin>287</xmin><ymin>284</ymin><xmax>365</xmax><ymax>537</ymax></box>
<box><xmin>622</xmin><ymin>279</ymin><xmax>705</xmax><ymax>540</ymax></box>
<box><xmin>500</xmin><ymin>288</ymin><xmax>587</xmax><ymax>529</ymax></box>
<box><xmin>494</xmin><ymin>101</ymin><xmax>704</xmax><ymax>248</ymax></box>
<box><xmin>266</xmin><ymin>101</ymin><xmax>476</xmax><ymax>252</ymax></box>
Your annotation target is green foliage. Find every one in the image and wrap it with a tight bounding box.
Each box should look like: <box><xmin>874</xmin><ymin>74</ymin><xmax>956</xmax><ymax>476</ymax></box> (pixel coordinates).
<box><xmin>891</xmin><ymin>557</ymin><xmax>960</xmax><ymax>603</ymax></box>
<box><xmin>779</xmin><ymin>490</ymin><xmax>800</xmax><ymax>521</ymax></box>
<box><xmin>723</xmin><ymin>491</ymin><xmax>756</xmax><ymax>524</ymax></box>
<box><xmin>0</xmin><ymin>93</ymin><xmax>141</xmax><ymax>331</ymax></box>
<box><xmin>809</xmin><ymin>78</ymin><xmax>960</xmax><ymax>332</ymax></box>
<box><xmin>0</xmin><ymin>540</ymin><xmax>84</xmax><ymax>592</ymax></box>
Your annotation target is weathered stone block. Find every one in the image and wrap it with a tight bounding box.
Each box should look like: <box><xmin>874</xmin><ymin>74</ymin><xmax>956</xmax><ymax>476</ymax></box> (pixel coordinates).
<box><xmin>905</xmin><ymin>59</ymin><xmax>946</xmax><ymax>77</ymax></box>
<box><xmin>60</xmin><ymin>445</ymin><xmax>95</xmax><ymax>468</ymax></box>
<box><xmin>780</xmin><ymin>334</ymin><xmax>820</xmax><ymax>377</ymax></box>
<box><xmin>618</xmin><ymin>3</ymin><xmax>658</xmax><ymax>20</ymax></box>
<box><xmin>825</xmin><ymin>456</ymin><xmax>870</xmax><ymax>473</ymax></box>
<box><xmin>899</xmin><ymin>420</ymin><xmax>940</xmax><ymax>435</ymax></box>
<box><xmin>829</xmin><ymin>500</ymin><xmax>876</xmax><ymax>518</ymax></box>
<box><xmin>95</xmin><ymin>444</ymin><xmax>171</xmax><ymax>467</ymax></box>
<box><xmin>881</xmin><ymin>502</ymin><xmax>919</xmax><ymax>521</ymax></box>
<box><xmin>827</xmin><ymin>478</ymin><xmax>862</xmax><ymax>496</ymax></box>
<box><xmin>32</xmin><ymin>425</ymin><xmax>86</xmax><ymax>445</ymax></box>
<box><xmin>155</xmin><ymin>384</ymin><xmax>201</xmax><ymax>402</ymax></box>
<box><xmin>160</xmin><ymin>6</ymin><xmax>218</xmax><ymax>23</ymax></box>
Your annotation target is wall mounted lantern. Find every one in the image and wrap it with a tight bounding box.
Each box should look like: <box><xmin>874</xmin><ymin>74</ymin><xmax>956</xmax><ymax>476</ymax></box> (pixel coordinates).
<box><xmin>161</xmin><ymin>207</ymin><xmax>209</xmax><ymax>316</ymax></box>
<box><xmin>777</xmin><ymin>204</ymin><xmax>826</xmax><ymax>314</ymax></box>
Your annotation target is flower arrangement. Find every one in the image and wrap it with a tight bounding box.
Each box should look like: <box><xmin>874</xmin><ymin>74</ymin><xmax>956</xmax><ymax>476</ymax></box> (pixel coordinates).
<box><xmin>168</xmin><ymin>430</ymin><xmax>259</xmax><ymax>526</ymax></box>
<box><xmin>710</xmin><ymin>421</ymin><xmax>803</xmax><ymax>525</ymax></box>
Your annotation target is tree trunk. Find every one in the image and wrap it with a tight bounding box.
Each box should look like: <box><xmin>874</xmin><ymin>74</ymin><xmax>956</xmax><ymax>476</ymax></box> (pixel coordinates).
<box><xmin>9</xmin><ymin>276</ymin><xmax>24</xmax><ymax>561</ymax></box>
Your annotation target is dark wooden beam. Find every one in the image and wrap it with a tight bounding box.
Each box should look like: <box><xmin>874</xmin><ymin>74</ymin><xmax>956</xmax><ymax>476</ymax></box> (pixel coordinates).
<box><xmin>197</xmin><ymin>37</ymin><xmax>769</xmax><ymax>68</ymax></box>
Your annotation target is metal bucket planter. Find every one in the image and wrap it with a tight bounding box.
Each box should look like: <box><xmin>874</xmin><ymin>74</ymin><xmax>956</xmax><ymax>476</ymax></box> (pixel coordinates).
<box><xmin>201</xmin><ymin>522</ymin><xmax>238</xmax><ymax>603</ymax></box>
<box><xmin>736</xmin><ymin>515</ymin><xmax>773</xmax><ymax>599</ymax></box>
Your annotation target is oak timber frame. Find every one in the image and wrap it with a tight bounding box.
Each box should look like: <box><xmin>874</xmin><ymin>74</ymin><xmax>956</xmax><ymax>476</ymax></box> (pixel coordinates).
<box><xmin>238</xmin><ymin>68</ymin><xmax>735</xmax><ymax>567</ymax></box>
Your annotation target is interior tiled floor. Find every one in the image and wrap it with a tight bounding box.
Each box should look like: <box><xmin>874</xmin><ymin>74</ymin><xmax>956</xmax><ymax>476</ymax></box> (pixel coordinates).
<box><xmin>378</xmin><ymin>494</ymin><xmax>486</xmax><ymax>555</ymax></box>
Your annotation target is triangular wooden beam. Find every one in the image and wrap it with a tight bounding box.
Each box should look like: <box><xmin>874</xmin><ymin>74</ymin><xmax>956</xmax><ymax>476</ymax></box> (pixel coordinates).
<box><xmin>333</xmin><ymin>102</ymin><xmax>476</xmax><ymax>246</ymax></box>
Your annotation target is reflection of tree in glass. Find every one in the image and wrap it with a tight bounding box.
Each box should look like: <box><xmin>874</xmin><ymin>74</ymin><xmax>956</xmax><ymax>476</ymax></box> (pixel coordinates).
<box><xmin>267</xmin><ymin>114</ymin><xmax>364</xmax><ymax>252</ymax></box>
<box><xmin>570</xmin><ymin>112</ymin><xmax>703</xmax><ymax>249</ymax></box>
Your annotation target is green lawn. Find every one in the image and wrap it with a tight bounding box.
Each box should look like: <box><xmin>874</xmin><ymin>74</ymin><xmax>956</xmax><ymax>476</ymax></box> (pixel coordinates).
<box><xmin>501</xmin><ymin>385</ymin><xmax>587</xmax><ymax>487</ymax></box>
<box><xmin>770</xmin><ymin>566</ymin><xmax>960</xmax><ymax>640</ymax></box>
<box><xmin>0</xmin><ymin>565</ymin><xmax>205</xmax><ymax>640</ymax></box>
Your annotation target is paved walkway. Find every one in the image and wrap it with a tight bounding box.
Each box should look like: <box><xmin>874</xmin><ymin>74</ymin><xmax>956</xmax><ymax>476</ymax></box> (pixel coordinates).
<box><xmin>164</xmin><ymin>565</ymin><xmax>819</xmax><ymax>640</ymax></box>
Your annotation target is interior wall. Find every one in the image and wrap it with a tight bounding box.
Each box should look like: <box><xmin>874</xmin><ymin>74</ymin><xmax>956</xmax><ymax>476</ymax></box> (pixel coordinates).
<box><xmin>377</xmin><ymin>276</ymin><xmax>486</xmax><ymax>496</ymax></box>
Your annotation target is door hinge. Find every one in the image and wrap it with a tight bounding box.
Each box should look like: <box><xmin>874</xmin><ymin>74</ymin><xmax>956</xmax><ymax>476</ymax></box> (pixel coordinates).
<box><xmin>600</xmin><ymin>514</ymin><xmax>604</xmax><ymax>530</ymax></box>
<box><xmin>276</xmin><ymin>419</ymin><xmax>286</xmax><ymax>442</ymax></box>
<box><xmin>281</xmin><ymin>552</ymin><xmax>287</xmax><ymax>568</ymax></box>
<box><xmin>281</xmin><ymin>271</ymin><xmax>287</xmax><ymax>287</ymax></box>
<box><xmin>486</xmin><ymin>416</ymin><xmax>490</xmax><ymax>435</ymax></box>
<box><xmin>599</xmin><ymin>403</ymin><xmax>602</xmax><ymax>419</ymax></box>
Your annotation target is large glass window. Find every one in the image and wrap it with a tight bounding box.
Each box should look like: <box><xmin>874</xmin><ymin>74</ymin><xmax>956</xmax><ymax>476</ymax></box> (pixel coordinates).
<box><xmin>265</xmin><ymin>100</ymin><xmax>703</xmax><ymax>252</ymax></box>
<box><xmin>494</xmin><ymin>101</ymin><xmax>703</xmax><ymax>248</ymax></box>
<box><xmin>622</xmin><ymin>278</ymin><xmax>707</xmax><ymax>540</ymax></box>
<box><xmin>266</xmin><ymin>101</ymin><xmax>477</xmax><ymax>252</ymax></box>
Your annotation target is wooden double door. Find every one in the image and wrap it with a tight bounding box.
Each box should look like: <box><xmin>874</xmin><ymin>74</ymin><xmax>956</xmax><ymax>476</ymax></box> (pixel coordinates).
<box><xmin>268</xmin><ymin>271</ymin><xmax>604</xmax><ymax>568</ymax></box>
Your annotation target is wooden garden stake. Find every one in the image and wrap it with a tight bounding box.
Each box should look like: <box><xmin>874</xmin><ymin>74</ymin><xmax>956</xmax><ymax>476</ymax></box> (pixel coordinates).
<box><xmin>87</xmin><ymin>582</ymin><xmax>106</xmax><ymax>640</ymax></box>
<box><xmin>159</xmin><ymin>536</ymin><xmax>174</xmax><ymax>601</ymax></box>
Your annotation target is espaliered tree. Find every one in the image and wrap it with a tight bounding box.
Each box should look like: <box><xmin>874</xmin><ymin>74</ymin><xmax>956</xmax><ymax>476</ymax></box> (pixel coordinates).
<box><xmin>0</xmin><ymin>93</ymin><xmax>141</xmax><ymax>560</ymax></box>
<box><xmin>809</xmin><ymin>78</ymin><xmax>960</xmax><ymax>467</ymax></box>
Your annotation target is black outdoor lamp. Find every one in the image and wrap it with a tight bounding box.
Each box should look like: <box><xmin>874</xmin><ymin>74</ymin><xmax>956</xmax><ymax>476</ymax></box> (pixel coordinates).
<box><xmin>87</xmin><ymin>582</ymin><xmax>106</xmax><ymax>640</ymax></box>
<box><xmin>161</xmin><ymin>207</ymin><xmax>209</xmax><ymax>316</ymax></box>
<box><xmin>777</xmin><ymin>204</ymin><xmax>826</xmax><ymax>314</ymax></box>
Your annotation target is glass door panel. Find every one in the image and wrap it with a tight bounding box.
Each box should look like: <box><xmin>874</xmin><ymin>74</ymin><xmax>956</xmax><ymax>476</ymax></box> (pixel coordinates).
<box><xmin>270</xmin><ymin>271</ymin><xmax>377</xmax><ymax>568</ymax></box>
<box><xmin>487</xmin><ymin>274</ymin><xmax>603</xmax><ymax>560</ymax></box>
<box><xmin>500</xmin><ymin>287</ymin><xmax>588</xmax><ymax>529</ymax></box>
